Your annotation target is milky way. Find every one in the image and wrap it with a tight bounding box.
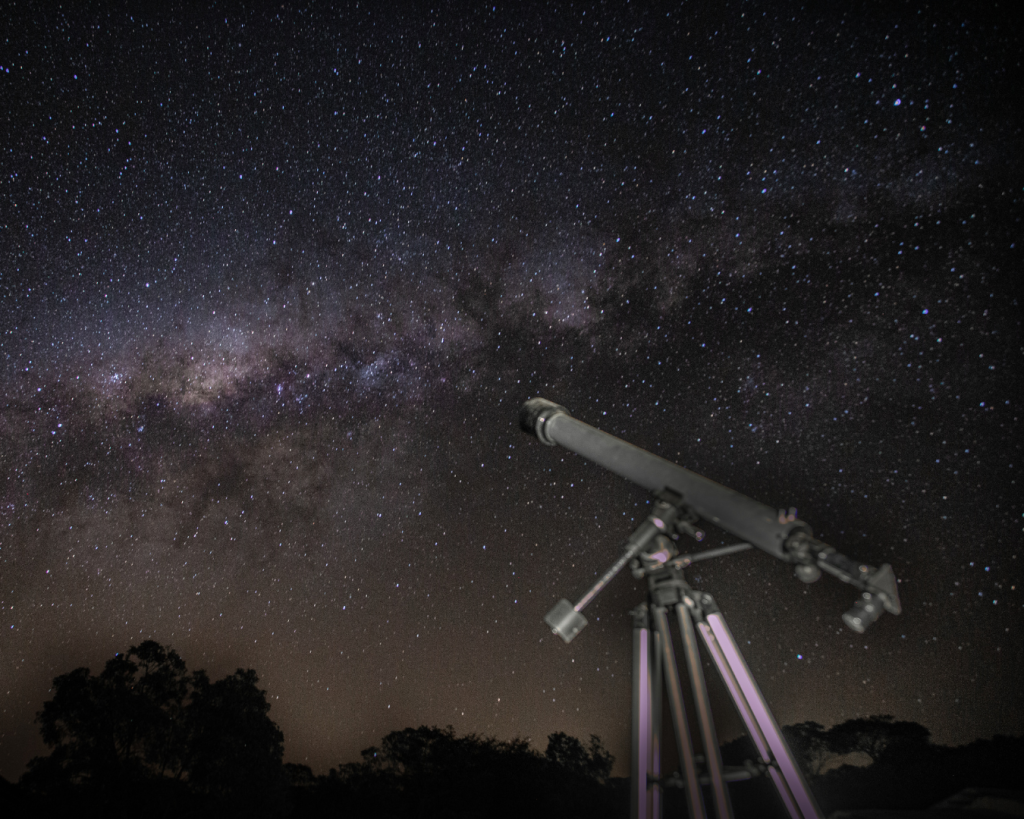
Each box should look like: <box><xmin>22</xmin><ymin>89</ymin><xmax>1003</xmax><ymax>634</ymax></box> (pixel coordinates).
<box><xmin>1</xmin><ymin>3</ymin><xmax>1020</xmax><ymax>779</ymax></box>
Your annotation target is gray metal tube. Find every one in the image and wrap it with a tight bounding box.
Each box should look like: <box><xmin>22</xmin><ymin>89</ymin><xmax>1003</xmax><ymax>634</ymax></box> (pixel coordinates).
<box><xmin>706</xmin><ymin>613</ymin><xmax>823</xmax><ymax>819</ymax></box>
<box><xmin>696</xmin><ymin>622</ymin><xmax>773</xmax><ymax>765</ymax></box>
<box><xmin>651</xmin><ymin>606</ymin><xmax>706</xmax><ymax>819</ymax></box>
<box><xmin>651</xmin><ymin>628</ymin><xmax>663</xmax><ymax>819</ymax></box>
<box><xmin>520</xmin><ymin>398</ymin><xmax>805</xmax><ymax>560</ymax></box>
<box><xmin>677</xmin><ymin>603</ymin><xmax>733</xmax><ymax>819</ymax></box>
<box><xmin>632</xmin><ymin>606</ymin><xmax>652</xmax><ymax>819</ymax></box>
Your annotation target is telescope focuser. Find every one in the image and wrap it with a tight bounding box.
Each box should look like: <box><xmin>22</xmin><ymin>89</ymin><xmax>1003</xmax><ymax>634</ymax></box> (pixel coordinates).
<box><xmin>784</xmin><ymin>532</ymin><xmax>902</xmax><ymax>633</ymax></box>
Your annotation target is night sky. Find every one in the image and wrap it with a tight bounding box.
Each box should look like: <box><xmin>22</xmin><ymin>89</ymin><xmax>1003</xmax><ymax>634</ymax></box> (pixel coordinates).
<box><xmin>1</xmin><ymin>2</ymin><xmax>1020</xmax><ymax>782</ymax></box>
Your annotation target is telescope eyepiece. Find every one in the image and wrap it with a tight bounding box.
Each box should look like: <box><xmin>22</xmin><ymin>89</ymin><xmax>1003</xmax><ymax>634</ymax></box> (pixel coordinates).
<box><xmin>842</xmin><ymin>592</ymin><xmax>885</xmax><ymax>634</ymax></box>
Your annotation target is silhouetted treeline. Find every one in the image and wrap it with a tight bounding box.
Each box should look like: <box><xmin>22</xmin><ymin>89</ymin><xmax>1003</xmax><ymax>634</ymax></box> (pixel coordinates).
<box><xmin>2</xmin><ymin>641</ymin><xmax>1021</xmax><ymax>818</ymax></box>
<box><xmin>284</xmin><ymin>725</ymin><xmax>621</xmax><ymax>819</ymax></box>
<box><xmin>2</xmin><ymin>641</ymin><xmax>622</xmax><ymax>819</ymax></box>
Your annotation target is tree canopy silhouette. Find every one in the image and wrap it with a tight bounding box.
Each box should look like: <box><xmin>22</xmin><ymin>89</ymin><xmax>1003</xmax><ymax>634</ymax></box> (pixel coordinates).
<box><xmin>21</xmin><ymin>640</ymin><xmax>285</xmax><ymax>818</ymax></box>
<box><xmin>825</xmin><ymin>714</ymin><xmax>931</xmax><ymax>764</ymax></box>
<box><xmin>723</xmin><ymin>715</ymin><xmax>935</xmax><ymax>778</ymax></box>
<box><xmin>317</xmin><ymin>725</ymin><xmax>619</xmax><ymax>819</ymax></box>
<box><xmin>545</xmin><ymin>730</ymin><xmax>614</xmax><ymax>782</ymax></box>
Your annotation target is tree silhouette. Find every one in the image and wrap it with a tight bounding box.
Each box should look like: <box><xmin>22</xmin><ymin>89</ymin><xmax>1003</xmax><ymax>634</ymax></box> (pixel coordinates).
<box><xmin>825</xmin><ymin>714</ymin><xmax>931</xmax><ymax>765</ymax></box>
<box><xmin>21</xmin><ymin>640</ymin><xmax>285</xmax><ymax>818</ymax></box>
<box><xmin>25</xmin><ymin>640</ymin><xmax>190</xmax><ymax>790</ymax></box>
<box><xmin>323</xmin><ymin>725</ymin><xmax>620</xmax><ymax>819</ymax></box>
<box><xmin>545</xmin><ymin>731</ymin><xmax>614</xmax><ymax>782</ymax></box>
<box><xmin>185</xmin><ymin>667</ymin><xmax>286</xmax><ymax>815</ymax></box>
<box><xmin>781</xmin><ymin>721</ymin><xmax>835</xmax><ymax>775</ymax></box>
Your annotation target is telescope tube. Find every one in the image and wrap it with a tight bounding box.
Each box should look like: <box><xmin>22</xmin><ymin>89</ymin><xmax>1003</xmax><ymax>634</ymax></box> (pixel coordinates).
<box><xmin>520</xmin><ymin>397</ymin><xmax>805</xmax><ymax>561</ymax></box>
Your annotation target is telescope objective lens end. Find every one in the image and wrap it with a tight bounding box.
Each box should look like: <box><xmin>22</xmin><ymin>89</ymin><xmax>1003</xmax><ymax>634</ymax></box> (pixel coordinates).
<box><xmin>519</xmin><ymin>397</ymin><xmax>569</xmax><ymax>446</ymax></box>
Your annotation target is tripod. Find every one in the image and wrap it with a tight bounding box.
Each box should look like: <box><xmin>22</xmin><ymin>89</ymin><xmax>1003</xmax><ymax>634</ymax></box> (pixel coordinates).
<box><xmin>631</xmin><ymin>560</ymin><xmax>821</xmax><ymax>819</ymax></box>
<box><xmin>545</xmin><ymin>491</ymin><xmax>822</xmax><ymax>819</ymax></box>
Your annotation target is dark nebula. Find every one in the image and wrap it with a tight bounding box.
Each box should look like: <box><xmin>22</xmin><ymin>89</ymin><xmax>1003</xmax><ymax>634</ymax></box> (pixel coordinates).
<box><xmin>1</xmin><ymin>2</ymin><xmax>1020</xmax><ymax>780</ymax></box>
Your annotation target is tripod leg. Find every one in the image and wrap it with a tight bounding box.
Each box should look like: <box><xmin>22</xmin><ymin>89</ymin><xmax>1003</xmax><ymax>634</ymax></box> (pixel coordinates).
<box><xmin>705</xmin><ymin>612</ymin><xmax>823</xmax><ymax>819</ymax></box>
<box><xmin>652</xmin><ymin>628</ymin><xmax>663</xmax><ymax>819</ymax></box>
<box><xmin>651</xmin><ymin>605</ymin><xmax>706</xmax><ymax>819</ymax></box>
<box><xmin>697</xmin><ymin>619</ymin><xmax>804</xmax><ymax>819</ymax></box>
<box><xmin>677</xmin><ymin>603</ymin><xmax>733</xmax><ymax>819</ymax></box>
<box><xmin>697</xmin><ymin>617</ymin><xmax>812</xmax><ymax>819</ymax></box>
<box><xmin>696</xmin><ymin>621</ymin><xmax>772</xmax><ymax>765</ymax></box>
<box><xmin>768</xmin><ymin>767</ymin><xmax>805</xmax><ymax>819</ymax></box>
<box><xmin>632</xmin><ymin>606</ymin><xmax>652</xmax><ymax>819</ymax></box>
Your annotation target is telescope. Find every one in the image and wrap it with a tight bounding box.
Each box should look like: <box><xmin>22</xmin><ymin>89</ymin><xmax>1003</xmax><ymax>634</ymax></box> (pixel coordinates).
<box><xmin>519</xmin><ymin>397</ymin><xmax>901</xmax><ymax>635</ymax></box>
<box><xmin>518</xmin><ymin>397</ymin><xmax>904</xmax><ymax>819</ymax></box>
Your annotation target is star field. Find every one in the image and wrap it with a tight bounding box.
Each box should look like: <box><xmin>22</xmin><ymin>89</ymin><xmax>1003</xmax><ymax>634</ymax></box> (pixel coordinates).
<box><xmin>1</xmin><ymin>2</ymin><xmax>1020</xmax><ymax>780</ymax></box>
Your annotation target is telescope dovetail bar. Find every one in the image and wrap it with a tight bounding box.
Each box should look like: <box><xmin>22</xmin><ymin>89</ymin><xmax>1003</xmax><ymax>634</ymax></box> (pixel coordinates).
<box><xmin>519</xmin><ymin>397</ymin><xmax>901</xmax><ymax>633</ymax></box>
